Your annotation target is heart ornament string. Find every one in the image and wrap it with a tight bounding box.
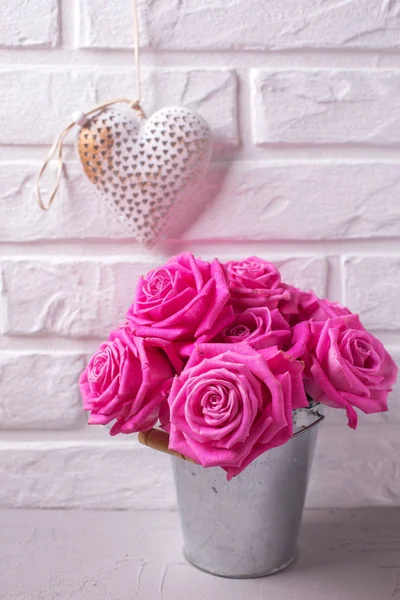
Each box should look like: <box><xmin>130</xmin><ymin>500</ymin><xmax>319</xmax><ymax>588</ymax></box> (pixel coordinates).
<box><xmin>36</xmin><ymin>0</ymin><xmax>213</xmax><ymax>248</ymax></box>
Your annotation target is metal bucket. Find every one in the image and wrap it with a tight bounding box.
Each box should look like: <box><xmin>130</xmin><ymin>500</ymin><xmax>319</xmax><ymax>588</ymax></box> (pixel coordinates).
<box><xmin>172</xmin><ymin>406</ymin><xmax>323</xmax><ymax>578</ymax></box>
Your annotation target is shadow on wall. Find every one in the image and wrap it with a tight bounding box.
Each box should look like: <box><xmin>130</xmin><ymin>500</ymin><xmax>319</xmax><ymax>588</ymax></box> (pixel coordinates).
<box><xmin>159</xmin><ymin>136</ymin><xmax>234</xmax><ymax>254</ymax></box>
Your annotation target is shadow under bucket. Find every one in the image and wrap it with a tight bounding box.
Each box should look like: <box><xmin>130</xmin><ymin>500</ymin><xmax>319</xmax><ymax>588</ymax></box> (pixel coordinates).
<box><xmin>172</xmin><ymin>406</ymin><xmax>323</xmax><ymax>578</ymax></box>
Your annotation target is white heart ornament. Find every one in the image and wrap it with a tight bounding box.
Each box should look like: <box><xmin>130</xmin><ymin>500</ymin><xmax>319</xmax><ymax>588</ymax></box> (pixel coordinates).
<box><xmin>77</xmin><ymin>105</ymin><xmax>213</xmax><ymax>247</ymax></box>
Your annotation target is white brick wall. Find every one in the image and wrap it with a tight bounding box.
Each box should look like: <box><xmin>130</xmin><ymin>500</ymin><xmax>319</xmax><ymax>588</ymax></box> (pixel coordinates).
<box><xmin>78</xmin><ymin>0</ymin><xmax>400</xmax><ymax>50</ymax></box>
<box><xmin>0</xmin><ymin>354</ymin><xmax>85</xmax><ymax>429</ymax></box>
<box><xmin>252</xmin><ymin>69</ymin><xmax>400</xmax><ymax>146</ymax></box>
<box><xmin>1</xmin><ymin>1</ymin><xmax>399</xmax><ymax>510</ymax></box>
<box><xmin>0</xmin><ymin>1</ymin><xmax>59</xmax><ymax>48</ymax></box>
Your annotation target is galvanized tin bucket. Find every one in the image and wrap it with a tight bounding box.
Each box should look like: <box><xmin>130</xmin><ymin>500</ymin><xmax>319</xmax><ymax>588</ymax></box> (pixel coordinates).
<box><xmin>172</xmin><ymin>406</ymin><xmax>323</xmax><ymax>578</ymax></box>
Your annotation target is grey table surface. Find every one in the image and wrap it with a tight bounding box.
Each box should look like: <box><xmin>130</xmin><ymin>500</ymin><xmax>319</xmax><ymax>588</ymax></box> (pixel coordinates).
<box><xmin>1</xmin><ymin>508</ymin><xmax>400</xmax><ymax>599</ymax></box>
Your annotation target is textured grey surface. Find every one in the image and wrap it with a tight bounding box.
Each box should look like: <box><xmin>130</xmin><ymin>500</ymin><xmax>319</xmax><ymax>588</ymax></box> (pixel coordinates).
<box><xmin>1</xmin><ymin>508</ymin><xmax>400</xmax><ymax>599</ymax></box>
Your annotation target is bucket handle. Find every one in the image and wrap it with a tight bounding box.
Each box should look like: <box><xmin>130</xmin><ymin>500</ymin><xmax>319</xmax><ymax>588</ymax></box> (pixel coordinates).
<box><xmin>138</xmin><ymin>429</ymin><xmax>197</xmax><ymax>464</ymax></box>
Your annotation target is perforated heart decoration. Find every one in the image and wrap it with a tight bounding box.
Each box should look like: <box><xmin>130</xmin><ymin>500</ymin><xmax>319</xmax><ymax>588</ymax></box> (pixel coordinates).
<box><xmin>76</xmin><ymin>105</ymin><xmax>213</xmax><ymax>247</ymax></box>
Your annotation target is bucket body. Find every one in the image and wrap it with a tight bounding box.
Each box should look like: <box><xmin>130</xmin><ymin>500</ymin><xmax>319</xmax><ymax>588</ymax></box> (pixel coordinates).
<box><xmin>172</xmin><ymin>418</ymin><xmax>320</xmax><ymax>578</ymax></box>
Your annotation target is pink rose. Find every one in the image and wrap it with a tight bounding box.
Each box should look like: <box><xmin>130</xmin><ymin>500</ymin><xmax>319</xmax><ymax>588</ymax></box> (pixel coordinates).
<box><xmin>283</xmin><ymin>287</ymin><xmax>351</xmax><ymax>326</ymax></box>
<box><xmin>310</xmin><ymin>298</ymin><xmax>351</xmax><ymax>321</ymax></box>
<box><xmin>305</xmin><ymin>314</ymin><xmax>398</xmax><ymax>428</ymax></box>
<box><xmin>126</xmin><ymin>253</ymin><xmax>233</xmax><ymax>342</ymax></box>
<box><xmin>214</xmin><ymin>307</ymin><xmax>291</xmax><ymax>350</ymax></box>
<box><xmin>212</xmin><ymin>306</ymin><xmax>309</xmax><ymax>359</ymax></box>
<box><xmin>168</xmin><ymin>343</ymin><xmax>308</xmax><ymax>479</ymax></box>
<box><xmin>224</xmin><ymin>257</ymin><xmax>290</xmax><ymax>309</ymax></box>
<box><xmin>80</xmin><ymin>328</ymin><xmax>180</xmax><ymax>435</ymax></box>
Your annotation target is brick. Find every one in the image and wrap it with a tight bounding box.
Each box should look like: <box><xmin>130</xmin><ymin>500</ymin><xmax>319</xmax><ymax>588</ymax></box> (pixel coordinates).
<box><xmin>0</xmin><ymin>441</ymin><xmax>175</xmax><ymax>509</ymax></box>
<box><xmin>1</xmin><ymin>260</ymin><xmax>158</xmax><ymax>338</ymax></box>
<box><xmin>168</xmin><ymin>163</ymin><xmax>400</xmax><ymax>241</ymax></box>
<box><xmin>79</xmin><ymin>0</ymin><xmax>149</xmax><ymax>48</ymax></box>
<box><xmin>5</xmin><ymin>162</ymin><xmax>400</xmax><ymax>243</ymax></box>
<box><xmin>0</xmin><ymin>1</ymin><xmax>59</xmax><ymax>48</ymax></box>
<box><xmin>309</xmin><ymin>426</ymin><xmax>400</xmax><ymax>508</ymax></box>
<box><xmin>344</xmin><ymin>257</ymin><xmax>400</xmax><ymax>330</ymax></box>
<box><xmin>0</xmin><ymin>162</ymin><xmax>128</xmax><ymax>241</ymax></box>
<box><xmin>79</xmin><ymin>0</ymin><xmax>400</xmax><ymax>50</ymax></box>
<box><xmin>252</xmin><ymin>69</ymin><xmax>400</xmax><ymax>146</ymax></box>
<box><xmin>0</xmin><ymin>70</ymin><xmax>98</xmax><ymax>145</ymax></box>
<box><xmin>0</xmin><ymin>427</ymin><xmax>398</xmax><ymax>508</ymax></box>
<box><xmin>0</xmin><ymin>68</ymin><xmax>237</xmax><ymax>147</ymax></box>
<box><xmin>277</xmin><ymin>258</ymin><xmax>328</xmax><ymax>298</ymax></box>
<box><xmin>0</xmin><ymin>354</ymin><xmax>85</xmax><ymax>429</ymax></box>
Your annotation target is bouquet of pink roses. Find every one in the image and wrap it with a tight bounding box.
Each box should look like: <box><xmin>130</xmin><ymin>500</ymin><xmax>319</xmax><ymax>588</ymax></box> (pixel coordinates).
<box><xmin>80</xmin><ymin>253</ymin><xmax>398</xmax><ymax>479</ymax></box>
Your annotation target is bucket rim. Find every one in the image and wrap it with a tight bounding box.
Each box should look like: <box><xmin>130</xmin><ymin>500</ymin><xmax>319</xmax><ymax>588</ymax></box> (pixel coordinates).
<box><xmin>292</xmin><ymin>403</ymin><xmax>324</xmax><ymax>438</ymax></box>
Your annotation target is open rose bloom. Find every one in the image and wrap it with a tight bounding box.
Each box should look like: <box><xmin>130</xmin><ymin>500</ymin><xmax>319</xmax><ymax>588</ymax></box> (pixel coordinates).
<box><xmin>80</xmin><ymin>253</ymin><xmax>398</xmax><ymax>479</ymax></box>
